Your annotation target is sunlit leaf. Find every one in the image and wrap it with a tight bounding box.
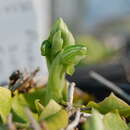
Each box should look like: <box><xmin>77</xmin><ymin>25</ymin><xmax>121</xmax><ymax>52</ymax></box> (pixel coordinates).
<box><xmin>103</xmin><ymin>111</ymin><xmax>128</xmax><ymax>130</ymax></box>
<box><xmin>83</xmin><ymin>109</ymin><xmax>105</xmax><ymax>130</ymax></box>
<box><xmin>12</xmin><ymin>94</ymin><xmax>38</xmax><ymax>123</ymax></box>
<box><xmin>0</xmin><ymin>87</ymin><xmax>11</xmax><ymax>123</ymax></box>
<box><xmin>44</xmin><ymin>109</ymin><xmax>68</xmax><ymax>130</ymax></box>
<box><xmin>87</xmin><ymin>93</ymin><xmax>130</xmax><ymax>117</ymax></box>
<box><xmin>83</xmin><ymin>109</ymin><xmax>129</xmax><ymax>130</ymax></box>
<box><xmin>40</xmin><ymin>99</ymin><xmax>62</xmax><ymax>120</ymax></box>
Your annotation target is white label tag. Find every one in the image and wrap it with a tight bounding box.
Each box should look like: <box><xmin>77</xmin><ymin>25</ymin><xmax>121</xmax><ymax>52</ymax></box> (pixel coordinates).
<box><xmin>0</xmin><ymin>0</ymin><xmax>48</xmax><ymax>82</ymax></box>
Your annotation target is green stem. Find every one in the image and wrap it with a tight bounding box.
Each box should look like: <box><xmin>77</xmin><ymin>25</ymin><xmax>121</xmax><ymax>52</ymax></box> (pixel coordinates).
<box><xmin>44</xmin><ymin>54</ymin><xmax>66</xmax><ymax>105</ymax></box>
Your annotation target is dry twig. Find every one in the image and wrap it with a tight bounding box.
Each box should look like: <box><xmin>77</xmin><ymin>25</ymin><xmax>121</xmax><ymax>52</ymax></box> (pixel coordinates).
<box><xmin>7</xmin><ymin>114</ymin><xmax>16</xmax><ymax>130</ymax></box>
<box><xmin>25</xmin><ymin>107</ymin><xmax>41</xmax><ymax>130</ymax></box>
<box><xmin>67</xmin><ymin>82</ymin><xmax>75</xmax><ymax>110</ymax></box>
<box><xmin>9</xmin><ymin>67</ymin><xmax>40</xmax><ymax>92</ymax></box>
<box><xmin>66</xmin><ymin>109</ymin><xmax>81</xmax><ymax>130</ymax></box>
<box><xmin>80</xmin><ymin>112</ymin><xmax>91</xmax><ymax>118</ymax></box>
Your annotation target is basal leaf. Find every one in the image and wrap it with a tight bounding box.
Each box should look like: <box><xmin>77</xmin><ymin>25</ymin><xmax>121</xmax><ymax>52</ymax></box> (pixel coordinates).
<box><xmin>23</xmin><ymin>88</ymin><xmax>46</xmax><ymax>111</ymax></box>
<box><xmin>83</xmin><ymin>109</ymin><xmax>105</xmax><ymax>130</ymax></box>
<box><xmin>103</xmin><ymin>111</ymin><xmax>128</xmax><ymax>130</ymax></box>
<box><xmin>12</xmin><ymin>94</ymin><xmax>38</xmax><ymax>123</ymax></box>
<box><xmin>40</xmin><ymin>99</ymin><xmax>62</xmax><ymax>120</ymax></box>
<box><xmin>44</xmin><ymin>109</ymin><xmax>68</xmax><ymax>130</ymax></box>
<box><xmin>84</xmin><ymin>109</ymin><xmax>129</xmax><ymax>130</ymax></box>
<box><xmin>0</xmin><ymin>87</ymin><xmax>11</xmax><ymax>123</ymax></box>
<box><xmin>87</xmin><ymin>93</ymin><xmax>130</xmax><ymax>117</ymax></box>
<box><xmin>0</xmin><ymin>124</ymin><xmax>7</xmax><ymax>130</ymax></box>
<box><xmin>11</xmin><ymin>94</ymin><xmax>29</xmax><ymax>122</ymax></box>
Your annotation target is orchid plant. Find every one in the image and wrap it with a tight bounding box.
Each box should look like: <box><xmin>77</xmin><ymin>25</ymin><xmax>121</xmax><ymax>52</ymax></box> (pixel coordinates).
<box><xmin>41</xmin><ymin>18</ymin><xmax>87</xmax><ymax>105</ymax></box>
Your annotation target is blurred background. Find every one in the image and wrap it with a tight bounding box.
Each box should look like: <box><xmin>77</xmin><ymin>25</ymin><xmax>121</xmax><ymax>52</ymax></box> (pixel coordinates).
<box><xmin>1</xmin><ymin>0</ymin><xmax>130</xmax><ymax>101</ymax></box>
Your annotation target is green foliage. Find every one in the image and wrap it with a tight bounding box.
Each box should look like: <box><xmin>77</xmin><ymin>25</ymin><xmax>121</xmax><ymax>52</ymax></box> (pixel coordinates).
<box><xmin>87</xmin><ymin>93</ymin><xmax>130</xmax><ymax>117</ymax></box>
<box><xmin>11</xmin><ymin>93</ymin><xmax>38</xmax><ymax>123</ymax></box>
<box><xmin>22</xmin><ymin>88</ymin><xmax>46</xmax><ymax>110</ymax></box>
<box><xmin>83</xmin><ymin>109</ymin><xmax>129</xmax><ymax>130</ymax></box>
<box><xmin>44</xmin><ymin>109</ymin><xmax>68</xmax><ymax>130</ymax></box>
<box><xmin>103</xmin><ymin>111</ymin><xmax>128</xmax><ymax>130</ymax></box>
<box><xmin>77</xmin><ymin>36</ymin><xmax>116</xmax><ymax>64</ymax></box>
<box><xmin>0</xmin><ymin>124</ymin><xmax>7</xmax><ymax>130</ymax></box>
<box><xmin>84</xmin><ymin>109</ymin><xmax>104</xmax><ymax>130</ymax></box>
<box><xmin>39</xmin><ymin>99</ymin><xmax>62</xmax><ymax>120</ymax></box>
<box><xmin>11</xmin><ymin>94</ymin><xmax>29</xmax><ymax>122</ymax></box>
<box><xmin>84</xmin><ymin>93</ymin><xmax>130</xmax><ymax>130</ymax></box>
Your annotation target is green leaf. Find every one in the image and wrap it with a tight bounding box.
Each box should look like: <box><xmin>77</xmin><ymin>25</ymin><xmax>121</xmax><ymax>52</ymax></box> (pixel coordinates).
<box><xmin>11</xmin><ymin>94</ymin><xmax>29</xmax><ymax>122</ymax></box>
<box><xmin>103</xmin><ymin>111</ymin><xmax>128</xmax><ymax>130</ymax></box>
<box><xmin>40</xmin><ymin>99</ymin><xmax>62</xmax><ymax>120</ymax></box>
<box><xmin>61</xmin><ymin>45</ymin><xmax>87</xmax><ymax>65</ymax></box>
<box><xmin>52</xmin><ymin>30</ymin><xmax>63</xmax><ymax>55</ymax></box>
<box><xmin>41</xmin><ymin>40</ymin><xmax>48</xmax><ymax>56</ymax></box>
<box><xmin>83</xmin><ymin>109</ymin><xmax>105</xmax><ymax>130</ymax></box>
<box><xmin>87</xmin><ymin>93</ymin><xmax>130</xmax><ymax>117</ymax></box>
<box><xmin>0</xmin><ymin>87</ymin><xmax>11</xmax><ymax>123</ymax></box>
<box><xmin>23</xmin><ymin>88</ymin><xmax>46</xmax><ymax>111</ymax></box>
<box><xmin>127</xmin><ymin>122</ymin><xmax>130</xmax><ymax>130</ymax></box>
<box><xmin>77</xmin><ymin>36</ymin><xmax>115</xmax><ymax>64</ymax></box>
<box><xmin>66</xmin><ymin>65</ymin><xmax>75</xmax><ymax>75</ymax></box>
<box><xmin>83</xmin><ymin>109</ymin><xmax>129</xmax><ymax>130</ymax></box>
<box><xmin>35</xmin><ymin>99</ymin><xmax>44</xmax><ymax>114</ymax></box>
<box><xmin>0</xmin><ymin>124</ymin><xmax>7</xmax><ymax>130</ymax></box>
<box><xmin>11</xmin><ymin>88</ymin><xmax>45</xmax><ymax>122</ymax></box>
<box><xmin>12</xmin><ymin>94</ymin><xmax>38</xmax><ymax>123</ymax></box>
<box><xmin>44</xmin><ymin>109</ymin><xmax>68</xmax><ymax>130</ymax></box>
